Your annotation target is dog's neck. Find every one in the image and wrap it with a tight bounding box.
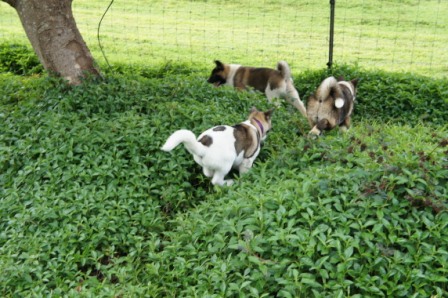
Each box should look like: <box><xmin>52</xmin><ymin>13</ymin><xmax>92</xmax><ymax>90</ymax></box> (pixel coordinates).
<box><xmin>226</xmin><ymin>64</ymin><xmax>241</xmax><ymax>87</ymax></box>
<box><xmin>250</xmin><ymin>118</ymin><xmax>264</xmax><ymax>135</ymax></box>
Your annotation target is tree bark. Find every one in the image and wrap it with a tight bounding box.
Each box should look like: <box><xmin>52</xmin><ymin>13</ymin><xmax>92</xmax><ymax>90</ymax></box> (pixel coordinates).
<box><xmin>2</xmin><ymin>0</ymin><xmax>101</xmax><ymax>85</ymax></box>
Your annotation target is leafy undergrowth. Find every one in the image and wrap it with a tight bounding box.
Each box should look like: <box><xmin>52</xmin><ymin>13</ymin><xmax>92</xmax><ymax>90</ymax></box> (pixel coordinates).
<box><xmin>0</xmin><ymin>63</ymin><xmax>447</xmax><ymax>297</ymax></box>
<box><xmin>0</xmin><ymin>43</ymin><xmax>43</xmax><ymax>76</ymax></box>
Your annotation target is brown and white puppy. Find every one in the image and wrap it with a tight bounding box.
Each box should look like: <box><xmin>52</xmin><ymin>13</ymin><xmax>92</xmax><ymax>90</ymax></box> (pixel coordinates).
<box><xmin>307</xmin><ymin>76</ymin><xmax>358</xmax><ymax>136</ymax></box>
<box><xmin>207</xmin><ymin>60</ymin><xmax>307</xmax><ymax>118</ymax></box>
<box><xmin>161</xmin><ymin>107</ymin><xmax>273</xmax><ymax>186</ymax></box>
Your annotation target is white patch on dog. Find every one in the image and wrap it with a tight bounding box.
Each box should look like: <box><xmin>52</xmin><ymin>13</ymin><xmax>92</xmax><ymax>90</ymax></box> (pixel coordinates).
<box><xmin>335</xmin><ymin>98</ymin><xmax>345</xmax><ymax>108</ymax></box>
<box><xmin>321</xmin><ymin>76</ymin><xmax>338</xmax><ymax>92</ymax></box>
<box><xmin>265</xmin><ymin>82</ymin><xmax>286</xmax><ymax>101</ymax></box>
<box><xmin>224</xmin><ymin>64</ymin><xmax>241</xmax><ymax>88</ymax></box>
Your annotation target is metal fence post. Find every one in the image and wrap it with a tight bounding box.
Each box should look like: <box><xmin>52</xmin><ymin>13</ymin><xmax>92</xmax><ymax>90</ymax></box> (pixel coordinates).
<box><xmin>328</xmin><ymin>0</ymin><xmax>336</xmax><ymax>69</ymax></box>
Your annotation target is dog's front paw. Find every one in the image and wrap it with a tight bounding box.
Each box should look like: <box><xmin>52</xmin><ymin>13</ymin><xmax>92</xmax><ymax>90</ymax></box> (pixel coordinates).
<box><xmin>339</xmin><ymin>126</ymin><xmax>349</xmax><ymax>133</ymax></box>
<box><xmin>273</xmin><ymin>101</ymin><xmax>283</xmax><ymax>108</ymax></box>
<box><xmin>308</xmin><ymin>126</ymin><xmax>322</xmax><ymax>138</ymax></box>
<box><xmin>239</xmin><ymin>160</ymin><xmax>253</xmax><ymax>174</ymax></box>
<box><xmin>224</xmin><ymin>179</ymin><xmax>234</xmax><ymax>186</ymax></box>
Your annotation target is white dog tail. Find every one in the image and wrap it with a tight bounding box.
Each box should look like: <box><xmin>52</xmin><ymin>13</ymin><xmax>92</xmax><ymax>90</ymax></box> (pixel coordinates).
<box><xmin>161</xmin><ymin>129</ymin><xmax>206</xmax><ymax>157</ymax></box>
<box><xmin>277</xmin><ymin>60</ymin><xmax>292</xmax><ymax>80</ymax></box>
<box><xmin>318</xmin><ymin>76</ymin><xmax>338</xmax><ymax>97</ymax></box>
<box><xmin>317</xmin><ymin>76</ymin><xmax>345</xmax><ymax>108</ymax></box>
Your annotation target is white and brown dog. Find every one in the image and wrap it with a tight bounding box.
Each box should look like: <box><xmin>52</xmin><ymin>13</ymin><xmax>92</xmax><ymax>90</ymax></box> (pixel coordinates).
<box><xmin>207</xmin><ymin>60</ymin><xmax>307</xmax><ymax>118</ymax></box>
<box><xmin>161</xmin><ymin>107</ymin><xmax>273</xmax><ymax>186</ymax></box>
<box><xmin>307</xmin><ymin>76</ymin><xmax>358</xmax><ymax>136</ymax></box>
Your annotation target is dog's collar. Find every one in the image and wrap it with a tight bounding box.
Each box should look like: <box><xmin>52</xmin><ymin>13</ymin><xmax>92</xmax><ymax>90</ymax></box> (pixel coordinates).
<box><xmin>252</xmin><ymin>118</ymin><xmax>264</xmax><ymax>135</ymax></box>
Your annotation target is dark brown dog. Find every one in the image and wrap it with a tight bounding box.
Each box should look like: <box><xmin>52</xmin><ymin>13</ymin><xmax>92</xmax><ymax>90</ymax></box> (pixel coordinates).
<box><xmin>307</xmin><ymin>76</ymin><xmax>358</xmax><ymax>135</ymax></box>
<box><xmin>207</xmin><ymin>60</ymin><xmax>307</xmax><ymax>118</ymax></box>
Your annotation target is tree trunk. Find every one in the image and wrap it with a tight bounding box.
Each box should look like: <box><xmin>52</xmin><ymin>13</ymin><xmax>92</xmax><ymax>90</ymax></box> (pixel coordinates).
<box><xmin>3</xmin><ymin>0</ymin><xmax>101</xmax><ymax>85</ymax></box>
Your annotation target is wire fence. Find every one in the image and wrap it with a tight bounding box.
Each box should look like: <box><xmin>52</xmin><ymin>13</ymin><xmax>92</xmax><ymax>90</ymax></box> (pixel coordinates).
<box><xmin>0</xmin><ymin>0</ymin><xmax>447</xmax><ymax>77</ymax></box>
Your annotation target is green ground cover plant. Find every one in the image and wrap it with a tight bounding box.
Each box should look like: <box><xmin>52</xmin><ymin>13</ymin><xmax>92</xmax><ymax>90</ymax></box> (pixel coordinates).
<box><xmin>0</xmin><ymin>43</ymin><xmax>447</xmax><ymax>296</ymax></box>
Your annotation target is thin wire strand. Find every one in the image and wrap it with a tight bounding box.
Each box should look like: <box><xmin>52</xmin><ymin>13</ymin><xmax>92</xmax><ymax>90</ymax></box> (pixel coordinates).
<box><xmin>97</xmin><ymin>0</ymin><xmax>115</xmax><ymax>71</ymax></box>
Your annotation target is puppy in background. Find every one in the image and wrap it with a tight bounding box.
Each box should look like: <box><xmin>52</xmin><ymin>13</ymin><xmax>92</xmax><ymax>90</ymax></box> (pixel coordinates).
<box><xmin>307</xmin><ymin>76</ymin><xmax>358</xmax><ymax>136</ymax></box>
<box><xmin>161</xmin><ymin>107</ymin><xmax>273</xmax><ymax>186</ymax></box>
<box><xmin>207</xmin><ymin>60</ymin><xmax>307</xmax><ymax>118</ymax></box>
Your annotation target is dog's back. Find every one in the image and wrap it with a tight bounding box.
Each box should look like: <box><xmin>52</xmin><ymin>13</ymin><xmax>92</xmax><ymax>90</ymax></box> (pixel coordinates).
<box><xmin>233</xmin><ymin>67</ymin><xmax>279</xmax><ymax>92</ymax></box>
<box><xmin>196</xmin><ymin>125</ymin><xmax>241</xmax><ymax>166</ymax></box>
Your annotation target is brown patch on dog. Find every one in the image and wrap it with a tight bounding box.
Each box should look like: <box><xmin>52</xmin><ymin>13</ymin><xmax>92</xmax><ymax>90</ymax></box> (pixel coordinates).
<box><xmin>198</xmin><ymin>135</ymin><xmax>213</xmax><ymax>147</ymax></box>
<box><xmin>316</xmin><ymin>119</ymin><xmax>331</xmax><ymax>131</ymax></box>
<box><xmin>213</xmin><ymin>126</ymin><xmax>227</xmax><ymax>131</ymax></box>
<box><xmin>232</xmin><ymin>67</ymin><xmax>283</xmax><ymax>92</ymax></box>
<box><xmin>232</xmin><ymin>107</ymin><xmax>273</xmax><ymax>158</ymax></box>
<box><xmin>208</xmin><ymin>61</ymin><xmax>285</xmax><ymax>93</ymax></box>
<box><xmin>233</xmin><ymin>124</ymin><xmax>259</xmax><ymax>158</ymax></box>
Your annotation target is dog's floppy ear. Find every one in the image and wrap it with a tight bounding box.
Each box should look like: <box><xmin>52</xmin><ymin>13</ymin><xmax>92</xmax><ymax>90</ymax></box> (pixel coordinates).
<box><xmin>214</xmin><ymin>60</ymin><xmax>224</xmax><ymax>70</ymax></box>
<box><xmin>351</xmin><ymin>78</ymin><xmax>359</xmax><ymax>88</ymax></box>
<box><xmin>250</xmin><ymin>106</ymin><xmax>258</xmax><ymax>113</ymax></box>
<box><xmin>264</xmin><ymin>108</ymin><xmax>275</xmax><ymax>120</ymax></box>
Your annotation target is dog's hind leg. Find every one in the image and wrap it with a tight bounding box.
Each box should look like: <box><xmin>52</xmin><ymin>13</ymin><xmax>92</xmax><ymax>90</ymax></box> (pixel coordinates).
<box><xmin>285</xmin><ymin>81</ymin><xmax>307</xmax><ymax>118</ymax></box>
<box><xmin>211</xmin><ymin>171</ymin><xmax>233</xmax><ymax>186</ymax></box>
<box><xmin>203</xmin><ymin>167</ymin><xmax>214</xmax><ymax>177</ymax></box>
<box><xmin>286</xmin><ymin>97</ymin><xmax>307</xmax><ymax>118</ymax></box>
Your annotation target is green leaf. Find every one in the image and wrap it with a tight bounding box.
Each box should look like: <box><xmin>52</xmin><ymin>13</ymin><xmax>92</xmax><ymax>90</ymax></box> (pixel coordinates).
<box><xmin>344</xmin><ymin>246</ymin><xmax>354</xmax><ymax>259</ymax></box>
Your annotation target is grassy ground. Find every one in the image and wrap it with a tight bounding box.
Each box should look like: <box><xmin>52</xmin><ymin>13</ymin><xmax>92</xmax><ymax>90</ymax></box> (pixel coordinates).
<box><xmin>0</xmin><ymin>0</ymin><xmax>447</xmax><ymax>296</ymax></box>
<box><xmin>0</xmin><ymin>0</ymin><xmax>447</xmax><ymax>76</ymax></box>
<box><xmin>0</xmin><ymin>42</ymin><xmax>447</xmax><ymax>295</ymax></box>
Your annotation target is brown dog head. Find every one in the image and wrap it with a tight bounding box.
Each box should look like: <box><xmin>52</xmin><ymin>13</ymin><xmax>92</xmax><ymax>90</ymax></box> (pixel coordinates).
<box><xmin>207</xmin><ymin>60</ymin><xmax>229</xmax><ymax>87</ymax></box>
<box><xmin>307</xmin><ymin>76</ymin><xmax>358</xmax><ymax>135</ymax></box>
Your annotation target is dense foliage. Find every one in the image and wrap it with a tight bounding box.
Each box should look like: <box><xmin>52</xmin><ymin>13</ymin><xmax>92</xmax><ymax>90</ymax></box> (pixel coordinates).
<box><xmin>0</xmin><ymin>44</ymin><xmax>43</xmax><ymax>76</ymax></box>
<box><xmin>0</xmin><ymin>46</ymin><xmax>447</xmax><ymax>297</ymax></box>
